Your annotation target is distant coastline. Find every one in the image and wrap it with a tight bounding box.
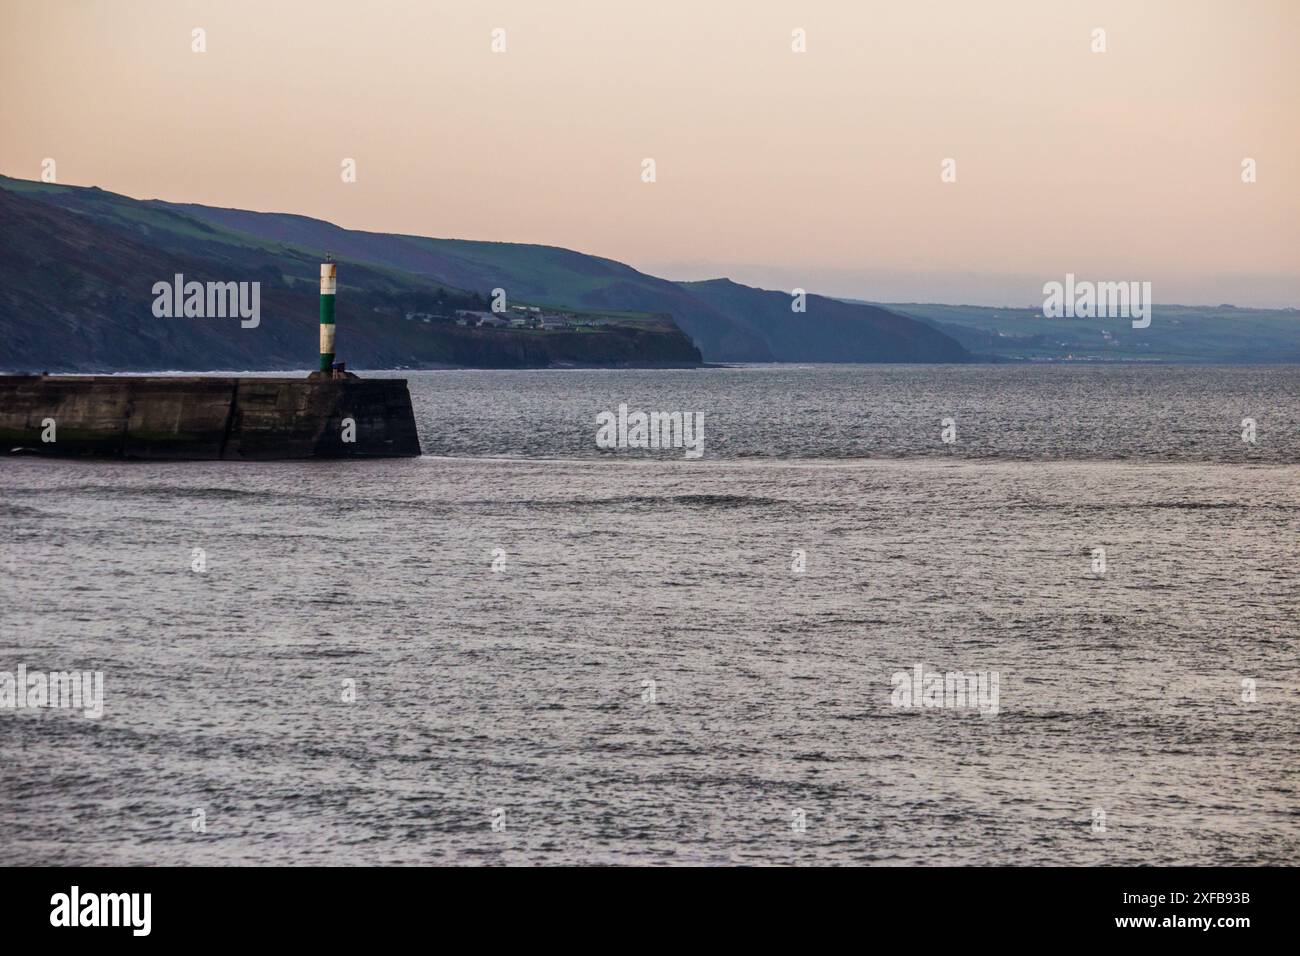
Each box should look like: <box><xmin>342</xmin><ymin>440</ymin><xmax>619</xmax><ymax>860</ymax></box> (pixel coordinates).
<box><xmin>5</xmin><ymin>175</ymin><xmax>1299</xmax><ymax>371</ymax></box>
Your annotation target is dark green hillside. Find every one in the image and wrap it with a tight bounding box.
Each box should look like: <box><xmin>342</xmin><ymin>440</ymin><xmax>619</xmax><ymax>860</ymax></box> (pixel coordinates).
<box><xmin>7</xmin><ymin>178</ymin><xmax>968</xmax><ymax>363</ymax></box>
<box><xmin>1</xmin><ymin>175</ymin><xmax>972</xmax><ymax>366</ymax></box>
<box><xmin>0</xmin><ymin>183</ymin><xmax>700</xmax><ymax>371</ymax></box>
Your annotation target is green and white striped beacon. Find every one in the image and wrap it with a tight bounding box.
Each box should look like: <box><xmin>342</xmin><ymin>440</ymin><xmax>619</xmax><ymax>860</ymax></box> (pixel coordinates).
<box><xmin>319</xmin><ymin>254</ymin><xmax>337</xmax><ymax>372</ymax></box>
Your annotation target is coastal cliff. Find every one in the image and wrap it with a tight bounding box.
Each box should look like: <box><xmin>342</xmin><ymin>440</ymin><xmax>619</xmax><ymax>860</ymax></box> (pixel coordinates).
<box><xmin>0</xmin><ymin>176</ymin><xmax>969</xmax><ymax>368</ymax></box>
<box><xmin>0</xmin><ymin>183</ymin><xmax>702</xmax><ymax>372</ymax></box>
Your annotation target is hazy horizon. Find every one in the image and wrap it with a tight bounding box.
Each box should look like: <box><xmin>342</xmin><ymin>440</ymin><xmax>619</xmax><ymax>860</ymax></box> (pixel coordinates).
<box><xmin>3</xmin><ymin>0</ymin><xmax>1297</xmax><ymax>307</ymax></box>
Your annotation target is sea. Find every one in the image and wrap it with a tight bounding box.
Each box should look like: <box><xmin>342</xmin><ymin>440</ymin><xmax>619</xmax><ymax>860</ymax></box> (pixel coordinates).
<box><xmin>2</xmin><ymin>364</ymin><xmax>1297</xmax><ymax>865</ymax></box>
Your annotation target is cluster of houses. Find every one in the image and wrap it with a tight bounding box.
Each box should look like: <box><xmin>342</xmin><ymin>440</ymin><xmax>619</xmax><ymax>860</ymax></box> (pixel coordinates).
<box><xmin>398</xmin><ymin>303</ymin><xmax>612</xmax><ymax>331</ymax></box>
<box><xmin>451</xmin><ymin>305</ymin><xmax>608</xmax><ymax>331</ymax></box>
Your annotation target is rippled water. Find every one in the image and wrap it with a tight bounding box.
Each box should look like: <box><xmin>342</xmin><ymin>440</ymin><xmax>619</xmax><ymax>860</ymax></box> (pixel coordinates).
<box><xmin>2</xmin><ymin>365</ymin><xmax>1297</xmax><ymax>865</ymax></box>
<box><xmin>404</xmin><ymin>364</ymin><xmax>1300</xmax><ymax>462</ymax></box>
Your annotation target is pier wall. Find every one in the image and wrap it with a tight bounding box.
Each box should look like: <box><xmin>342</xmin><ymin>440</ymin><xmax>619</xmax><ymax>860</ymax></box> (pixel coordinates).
<box><xmin>0</xmin><ymin>376</ymin><xmax>421</xmax><ymax>459</ymax></box>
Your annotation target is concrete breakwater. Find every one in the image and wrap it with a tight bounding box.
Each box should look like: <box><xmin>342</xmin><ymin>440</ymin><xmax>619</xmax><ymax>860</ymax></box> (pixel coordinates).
<box><xmin>0</xmin><ymin>375</ymin><xmax>421</xmax><ymax>459</ymax></box>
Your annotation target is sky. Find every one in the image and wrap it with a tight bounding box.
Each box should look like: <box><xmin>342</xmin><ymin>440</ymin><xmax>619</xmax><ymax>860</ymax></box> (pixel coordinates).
<box><xmin>2</xmin><ymin>0</ymin><xmax>1297</xmax><ymax>306</ymax></box>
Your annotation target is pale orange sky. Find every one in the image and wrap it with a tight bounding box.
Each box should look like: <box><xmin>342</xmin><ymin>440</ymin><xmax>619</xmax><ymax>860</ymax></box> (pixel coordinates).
<box><xmin>2</xmin><ymin>0</ymin><xmax>1297</xmax><ymax>305</ymax></box>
